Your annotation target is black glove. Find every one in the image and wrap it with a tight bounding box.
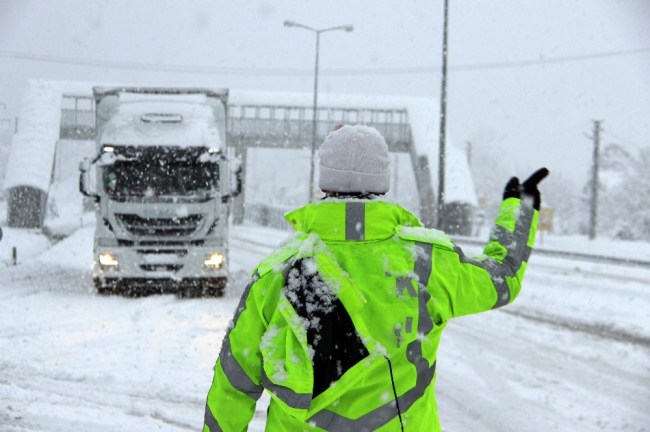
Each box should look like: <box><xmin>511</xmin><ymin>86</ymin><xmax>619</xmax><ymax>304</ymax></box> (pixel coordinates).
<box><xmin>502</xmin><ymin>168</ymin><xmax>549</xmax><ymax>210</ymax></box>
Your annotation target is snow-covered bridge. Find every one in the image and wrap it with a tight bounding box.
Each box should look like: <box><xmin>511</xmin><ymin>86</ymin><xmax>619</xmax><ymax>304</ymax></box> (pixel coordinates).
<box><xmin>4</xmin><ymin>80</ymin><xmax>477</xmax><ymax>234</ymax></box>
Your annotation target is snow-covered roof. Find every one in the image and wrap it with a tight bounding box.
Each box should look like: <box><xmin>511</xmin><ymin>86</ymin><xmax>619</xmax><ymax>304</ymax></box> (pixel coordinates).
<box><xmin>4</xmin><ymin>80</ymin><xmax>67</xmax><ymax>190</ymax></box>
<box><xmin>406</xmin><ymin>97</ymin><xmax>477</xmax><ymax>206</ymax></box>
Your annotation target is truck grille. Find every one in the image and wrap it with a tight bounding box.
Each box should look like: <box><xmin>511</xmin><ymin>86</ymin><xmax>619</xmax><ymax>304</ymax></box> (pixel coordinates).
<box><xmin>116</xmin><ymin>214</ymin><xmax>204</xmax><ymax>237</ymax></box>
<box><xmin>140</xmin><ymin>264</ymin><xmax>184</xmax><ymax>272</ymax></box>
<box><xmin>137</xmin><ymin>249</ymin><xmax>188</xmax><ymax>257</ymax></box>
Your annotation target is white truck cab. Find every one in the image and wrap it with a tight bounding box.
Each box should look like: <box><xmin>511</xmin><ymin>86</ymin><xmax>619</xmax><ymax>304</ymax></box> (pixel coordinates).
<box><xmin>79</xmin><ymin>87</ymin><xmax>240</xmax><ymax>296</ymax></box>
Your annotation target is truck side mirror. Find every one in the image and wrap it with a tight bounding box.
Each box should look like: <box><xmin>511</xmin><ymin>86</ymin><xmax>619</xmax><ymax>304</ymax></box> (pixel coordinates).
<box><xmin>223</xmin><ymin>156</ymin><xmax>242</xmax><ymax>199</ymax></box>
<box><xmin>79</xmin><ymin>158</ymin><xmax>100</xmax><ymax>202</ymax></box>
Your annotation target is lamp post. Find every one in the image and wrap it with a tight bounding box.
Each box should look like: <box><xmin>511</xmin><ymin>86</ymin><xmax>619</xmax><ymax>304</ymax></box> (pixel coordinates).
<box><xmin>437</xmin><ymin>0</ymin><xmax>450</xmax><ymax>229</ymax></box>
<box><xmin>284</xmin><ymin>20</ymin><xmax>354</xmax><ymax>201</ymax></box>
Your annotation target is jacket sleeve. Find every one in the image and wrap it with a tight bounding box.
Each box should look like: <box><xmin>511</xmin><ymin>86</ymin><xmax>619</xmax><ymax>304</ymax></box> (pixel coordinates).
<box><xmin>428</xmin><ymin>197</ymin><xmax>538</xmax><ymax>322</ymax></box>
<box><xmin>203</xmin><ymin>273</ymin><xmax>266</xmax><ymax>432</ymax></box>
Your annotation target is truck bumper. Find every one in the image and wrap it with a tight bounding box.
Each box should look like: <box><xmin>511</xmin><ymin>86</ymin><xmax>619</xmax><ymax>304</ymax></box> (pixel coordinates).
<box><xmin>93</xmin><ymin>244</ymin><xmax>228</xmax><ymax>296</ymax></box>
<box><xmin>94</xmin><ymin>277</ymin><xmax>226</xmax><ymax>297</ymax></box>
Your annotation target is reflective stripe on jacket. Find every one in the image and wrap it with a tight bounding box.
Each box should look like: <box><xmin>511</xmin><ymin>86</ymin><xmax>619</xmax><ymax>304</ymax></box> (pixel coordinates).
<box><xmin>204</xmin><ymin>198</ymin><xmax>538</xmax><ymax>431</ymax></box>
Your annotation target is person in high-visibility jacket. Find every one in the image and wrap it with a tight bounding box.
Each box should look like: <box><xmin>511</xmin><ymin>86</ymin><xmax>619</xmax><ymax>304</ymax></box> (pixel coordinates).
<box><xmin>203</xmin><ymin>125</ymin><xmax>548</xmax><ymax>431</ymax></box>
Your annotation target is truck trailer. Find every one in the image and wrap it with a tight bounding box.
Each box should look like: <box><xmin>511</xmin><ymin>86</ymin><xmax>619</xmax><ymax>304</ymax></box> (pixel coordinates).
<box><xmin>79</xmin><ymin>87</ymin><xmax>239</xmax><ymax>296</ymax></box>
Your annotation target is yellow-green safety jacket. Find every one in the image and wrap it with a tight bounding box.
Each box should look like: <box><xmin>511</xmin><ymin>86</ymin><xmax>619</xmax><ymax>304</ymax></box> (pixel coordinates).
<box><xmin>204</xmin><ymin>197</ymin><xmax>538</xmax><ymax>431</ymax></box>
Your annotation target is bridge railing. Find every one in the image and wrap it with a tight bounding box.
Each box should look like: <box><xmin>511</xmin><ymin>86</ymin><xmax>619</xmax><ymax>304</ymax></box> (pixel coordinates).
<box><xmin>227</xmin><ymin>104</ymin><xmax>411</xmax><ymax>152</ymax></box>
<box><xmin>60</xmin><ymin>95</ymin><xmax>95</xmax><ymax>139</ymax></box>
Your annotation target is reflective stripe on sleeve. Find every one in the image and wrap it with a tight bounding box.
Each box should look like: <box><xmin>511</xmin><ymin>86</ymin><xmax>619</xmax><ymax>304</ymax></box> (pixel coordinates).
<box><xmin>203</xmin><ymin>403</ymin><xmax>223</xmax><ymax>432</ymax></box>
<box><xmin>454</xmin><ymin>202</ymin><xmax>534</xmax><ymax>308</ymax></box>
<box><xmin>453</xmin><ymin>245</ymin><xmax>511</xmax><ymax>308</ymax></box>
<box><xmin>261</xmin><ymin>368</ymin><xmax>312</xmax><ymax>410</ymax></box>
<box><xmin>219</xmin><ymin>338</ymin><xmax>264</xmax><ymax>399</ymax></box>
<box><xmin>217</xmin><ymin>272</ymin><xmax>264</xmax><ymax>400</ymax></box>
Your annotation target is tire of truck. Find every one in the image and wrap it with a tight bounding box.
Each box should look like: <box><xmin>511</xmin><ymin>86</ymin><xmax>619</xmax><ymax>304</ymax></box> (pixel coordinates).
<box><xmin>177</xmin><ymin>278</ymin><xmax>226</xmax><ymax>298</ymax></box>
<box><xmin>94</xmin><ymin>277</ymin><xmax>114</xmax><ymax>295</ymax></box>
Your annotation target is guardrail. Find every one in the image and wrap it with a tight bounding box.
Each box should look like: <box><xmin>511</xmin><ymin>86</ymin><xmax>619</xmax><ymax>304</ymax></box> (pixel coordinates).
<box><xmin>453</xmin><ymin>237</ymin><xmax>650</xmax><ymax>269</ymax></box>
<box><xmin>244</xmin><ymin>202</ymin><xmax>294</xmax><ymax>231</ymax></box>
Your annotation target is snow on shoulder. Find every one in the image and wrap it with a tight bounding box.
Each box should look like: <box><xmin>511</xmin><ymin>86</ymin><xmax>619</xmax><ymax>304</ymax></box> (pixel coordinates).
<box><xmin>397</xmin><ymin>225</ymin><xmax>455</xmax><ymax>249</ymax></box>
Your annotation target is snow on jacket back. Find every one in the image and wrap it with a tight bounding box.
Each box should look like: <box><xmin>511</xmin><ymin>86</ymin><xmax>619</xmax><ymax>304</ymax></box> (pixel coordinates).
<box><xmin>204</xmin><ymin>197</ymin><xmax>538</xmax><ymax>431</ymax></box>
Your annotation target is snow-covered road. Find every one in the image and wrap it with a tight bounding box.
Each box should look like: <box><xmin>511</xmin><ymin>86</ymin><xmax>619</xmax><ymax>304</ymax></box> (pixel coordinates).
<box><xmin>1</xmin><ymin>224</ymin><xmax>648</xmax><ymax>431</ymax></box>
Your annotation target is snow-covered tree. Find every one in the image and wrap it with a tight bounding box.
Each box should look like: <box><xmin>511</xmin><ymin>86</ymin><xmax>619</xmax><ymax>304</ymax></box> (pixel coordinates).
<box><xmin>586</xmin><ymin>144</ymin><xmax>650</xmax><ymax>241</ymax></box>
<box><xmin>539</xmin><ymin>172</ymin><xmax>582</xmax><ymax>235</ymax></box>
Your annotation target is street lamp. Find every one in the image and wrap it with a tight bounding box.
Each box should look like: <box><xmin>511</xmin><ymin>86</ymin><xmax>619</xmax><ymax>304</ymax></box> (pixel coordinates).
<box><xmin>284</xmin><ymin>20</ymin><xmax>354</xmax><ymax>201</ymax></box>
<box><xmin>437</xmin><ymin>0</ymin><xmax>450</xmax><ymax>229</ymax></box>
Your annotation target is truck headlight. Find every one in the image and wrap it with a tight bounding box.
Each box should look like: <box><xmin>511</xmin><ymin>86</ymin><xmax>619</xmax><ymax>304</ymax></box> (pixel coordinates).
<box><xmin>204</xmin><ymin>252</ymin><xmax>224</xmax><ymax>270</ymax></box>
<box><xmin>98</xmin><ymin>252</ymin><xmax>119</xmax><ymax>268</ymax></box>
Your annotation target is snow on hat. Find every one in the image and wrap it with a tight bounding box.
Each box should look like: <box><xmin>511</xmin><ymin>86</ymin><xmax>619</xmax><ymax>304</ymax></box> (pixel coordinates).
<box><xmin>318</xmin><ymin>124</ymin><xmax>390</xmax><ymax>194</ymax></box>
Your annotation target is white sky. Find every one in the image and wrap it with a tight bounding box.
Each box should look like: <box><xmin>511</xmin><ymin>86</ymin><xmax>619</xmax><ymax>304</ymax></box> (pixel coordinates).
<box><xmin>1</xmin><ymin>0</ymin><xmax>649</xmax><ymax>186</ymax></box>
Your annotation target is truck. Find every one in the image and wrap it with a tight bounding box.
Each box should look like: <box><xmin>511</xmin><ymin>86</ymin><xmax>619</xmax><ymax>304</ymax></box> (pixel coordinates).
<box><xmin>79</xmin><ymin>87</ymin><xmax>240</xmax><ymax>296</ymax></box>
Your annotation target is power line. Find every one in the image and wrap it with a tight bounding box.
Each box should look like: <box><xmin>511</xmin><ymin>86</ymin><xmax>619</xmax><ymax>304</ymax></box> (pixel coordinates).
<box><xmin>601</xmin><ymin>129</ymin><xmax>646</xmax><ymax>148</ymax></box>
<box><xmin>0</xmin><ymin>50</ymin><xmax>257</xmax><ymax>75</ymax></box>
<box><xmin>450</xmin><ymin>46</ymin><xmax>650</xmax><ymax>72</ymax></box>
<box><xmin>0</xmin><ymin>47</ymin><xmax>649</xmax><ymax>76</ymax></box>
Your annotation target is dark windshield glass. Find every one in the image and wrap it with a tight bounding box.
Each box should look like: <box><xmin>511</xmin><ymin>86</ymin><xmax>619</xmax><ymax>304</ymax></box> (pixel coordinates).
<box><xmin>103</xmin><ymin>160</ymin><xmax>219</xmax><ymax>198</ymax></box>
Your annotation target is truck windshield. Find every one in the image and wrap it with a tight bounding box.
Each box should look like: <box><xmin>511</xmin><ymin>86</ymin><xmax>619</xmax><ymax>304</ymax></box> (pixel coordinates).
<box><xmin>103</xmin><ymin>160</ymin><xmax>219</xmax><ymax>199</ymax></box>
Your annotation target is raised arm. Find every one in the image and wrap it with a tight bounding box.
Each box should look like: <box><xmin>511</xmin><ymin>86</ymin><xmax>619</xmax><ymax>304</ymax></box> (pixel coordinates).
<box><xmin>429</xmin><ymin>168</ymin><xmax>549</xmax><ymax>321</ymax></box>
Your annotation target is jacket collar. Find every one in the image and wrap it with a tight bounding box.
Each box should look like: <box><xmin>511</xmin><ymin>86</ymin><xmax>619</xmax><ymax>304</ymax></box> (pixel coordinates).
<box><xmin>284</xmin><ymin>200</ymin><xmax>422</xmax><ymax>242</ymax></box>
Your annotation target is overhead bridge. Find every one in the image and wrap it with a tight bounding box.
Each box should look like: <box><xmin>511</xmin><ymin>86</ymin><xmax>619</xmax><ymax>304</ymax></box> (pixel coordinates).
<box><xmin>60</xmin><ymin>97</ymin><xmax>412</xmax><ymax>151</ymax></box>
<box><xmin>226</xmin><ymin>104</ymin><xmax>441</xmax><ymax>228</ymax></box>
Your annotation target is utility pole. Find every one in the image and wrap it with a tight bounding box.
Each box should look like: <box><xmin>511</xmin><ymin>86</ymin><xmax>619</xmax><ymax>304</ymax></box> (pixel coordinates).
<box><xmin>589</xmin><ymin>120</ymin><xmax>602</xmax><ymax>240</ymax></box>
<box><xmin>437</xmin><ymin>0</ymin><xmax>450</xmax><ymax>228</ymax></box>
<box><xmin>466</xmin><ymin>141</ymin><xmax>472</xmax><ymax>167</ymax></box>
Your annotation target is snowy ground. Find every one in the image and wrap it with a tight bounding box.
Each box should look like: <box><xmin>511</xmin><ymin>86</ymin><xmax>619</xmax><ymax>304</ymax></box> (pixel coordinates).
<box><xmin>0</xmin><ymin>219</ymin><xmax>649</xmax><ymax>431</ymax></box>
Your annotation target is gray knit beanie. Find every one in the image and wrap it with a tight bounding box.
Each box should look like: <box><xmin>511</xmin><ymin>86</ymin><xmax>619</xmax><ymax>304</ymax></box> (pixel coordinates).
<box><xmin>318</xmin><ymin>125</ymin><xmax>390</xmax><ymax>194</ymax></box>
